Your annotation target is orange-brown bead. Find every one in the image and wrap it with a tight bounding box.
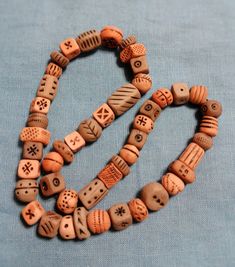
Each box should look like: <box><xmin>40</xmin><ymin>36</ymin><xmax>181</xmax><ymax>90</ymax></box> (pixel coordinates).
<box><xmin>41</xmin><ymin>152</ymin><xmax>64</xmax><ymax>173</ymax></box>
<box><xmin>161</xmin><ymin>173</ymin><xmax>185</xmax><ymax>196</ymax></box>
<box><xmin>100</xmin><ymin>25</ymin><xmax>123</xmax><ymax>48</ymax></box>
<box><xmin>45</xmin><ymin>63</ymin><xmax>62</xmax><ymax>79</ymax></box>
<box><xmin>151</xmin><ymin>88</ymin><xmax>173</xmax><ymax>108</ymax></box>
<box><xmin>119</xmin><ymin>144</ymin><xmax>140</xmax><ymax>165</ymax></box>
<box><xmin>87</xmin><ymin>209</ymin><xmax>111</xmax><ymax>234</ymax></box>
<box><xmin>57</xmin><ymin>189</ymin><xmax>78</xmax><ymax>214</ymax></box>
<box><xmin>199</xmin><ymin>116</ymin><xmax>218</xmax><ymax>137</ymax></box>
<box><xmin>128</xmin><ymin>198</ymin><xmax>148</xmax><ymax>222</ymax></box>
<box><xmin>189</xmin><ymin>85</ymin><xmax>208</xmax><ymax>105</ymax></box>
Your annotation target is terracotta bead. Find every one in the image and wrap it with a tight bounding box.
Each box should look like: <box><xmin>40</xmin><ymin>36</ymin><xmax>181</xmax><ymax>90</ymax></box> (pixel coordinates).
<box><xmin>131</xmin><ymin>74</ymin><xmax>152</xmax><ymax>94</ymax></box>
<box><xmin>168</xmin><ymin>160</ymin><xmax>196</xmax><ymax>184</ymax></box>
<box><xmin>26</xmin><ymin>113</ymin><xmax>48</xmax><ymax>129</ymax></box>
<box><xmin>38</xmin><ymin>211</ymin><xmax>62</xmax><ymax>238</ymax></box>
<box><xmin>37</xmin><ymin>74</ymin><xmax>59</xmax><ymax>101</ymax></box>
<box><xmin>20</xmin><ymin>127</ymin><xmax>50</xmax><ymax>145</ymax></box>
<box><xmin>189</xmin><ymin>85</ymin><xmax>208</xmax><ymax>105</ymax></box>
<box><xmin>129</xmin><ymin>43</ymin><xmax>146</xmax><ymax>58</ymax></box>
<box><xmin>151</xmin><ymin>88</ymin><xmax>173</xmax><ymax>108</ymax></box>
<box><xmin>50</xmin><ymin>51</ymin><xmax>69</xmax><ymax>69</ymax></box>
<box><xmin>139</xmin><ymin>99</ymin><xmax>161</xmax><ymax>121</ymax></box>
<box><xmin>57</xmin><ymin>189</ymin><xmax>78</xmax><ymax>214</ymax></box>
<box><xmin>120</xmin><ymin>35</ymin><xmax>136</xmax><ymax>49</ymax></box>
<box><xmin>87</xmin><ymin>209</ymin><xmax>111</xmax><ymax>234</ymax></box>
<box><xmin>199</xmin><ymin>116</ymin><xmax>218</xmax><ymax>137</ymax></box>
<box><xmin>127</xmin><ymin>129</ymin><xmax>148</xmax><ymax>150</ymax></box>
<box><xmin>97</xmin><ymin>162</ymin><xmax>123</xmax><ymax>189</ymax></box>
<box><xmin>22</xmin><ymin>141</ymin><xmax>43</xmax><ymax>160</ymax></box>
<box><xmin>128</xmin><ymin>198</ymin><xmax>148</xmax><ymax>222</ymax></box>
<box><xmin>17</xmin><ymin>159</ymin><xmax>40</xmax><ymax>179</ymax></box>
<box><xmin>120</xmin><ymin>46</ymin><xmax>132</xmax><ymax>63</ymax></box>
<box><xmin>93</xmin><ymin>103</ymin><xmax>115</xmax><ymax>128</ymax></box>
<box><xmin>30</xmin><ymin>97</ymin><xmax>50</xmax><ymax>115</ymax></box>
<box><xmin>40</xmin><ymin>173</ymin><xmax>65</xmax><ymax>197</ymax></box>
<box><xmin>119</xmin><ymin>144</ymin><xmax>140</xmax><ymax>165</ymax></box>
<box><xmin>45</xmin><ymin>63</ymin><xmax>62</xmax><ymax>79</ymax></box>
<box><xmin>15</xmin><ymin>179</ymin><xmax>38</xmax><ymax>203</ymax></box>
<box><xmin>111</xmin><ymin>155</ymin><xmax>130</xmax><ymax>177</ymax></box>
<box><xmin>179</xmin><ymin>142</ymin><xmax>204</xmax><ymax>170</ymax></box>
<box><xmin>171</xmin><ymin>83</ymin><xmax>190</xmax><ymax>105</ymax></box>
<box><xmin>130</xmin><ymin>55</ymin><xmax>149</xmax><ymax>75</ymax></box>
<box><xmin>108</xmin><ymin>203</ymin><xmax>132</xmax><ymax>231</ymax></box>
<box><xmin>133</xmin><ymin>114</ymin><xmax>154</xmax><ymax>134</ymax></box>
<box><xmin>21</xmin><ymin>200</ymin><xmax>45</xmax><ymax>226</ymax></box>
<box><xmin>161</xmin><ymin>173</ymin><xmax>185</xmax><ymax>196</ymax></box>
<box><xmin>64</xmin><ymin>131</ymin><xmax>85</xmax><ymax>153</ymax></box>
<box><xmin>201</xmin><ymin>100</ymin><xmax>222</xmax><ymax>118</ymax></box>
<box><xmin>41</xmin><ymin>152</ymin><xmax>64</xmax><ymax>173</ymax></box>
<box><xmin>53</xmin><ymin>140</ymin><xmax>74</xmax><ymax>163</ymax></box>
<box><xmin>193</xmin><ymin>132</ymin><xmax>213</xmax><ymax>150</ymax></box>
<box><xmin>100</xmin><ymin>25</ymin><xmax>123</xmax><ymax>48</ymax></box>
<box><xmin>73</xmin><ymin>207</ymin><xmax>90</xmax><ymax>240</ymax></box>
<box><xmin>77</xmin><ymin>118</ymin><xmax>102</xmax><ymax>143</ymax></box>
<box><xmin>140</xmin><ymin>182</ymin><xmax>169</xmax><ymax>211</ymax></box>
<box><xmin>78</xmin><ymin>179</ymin><xmax>108</xmax><ymax>210</ymax></box>
<box><xmin>59</xmin><ymin>215</ymin><xmax>76</xmax><ymax>240</ymax></box>
<box><xmin>76</xmin><ymin>29</ymin><xmax>101</xmax><ymax>52</ymax></box>
<box><xmin>60</xmin><ymin>37</ymin><xmax>81</xmax><ymax>60</ymax></box>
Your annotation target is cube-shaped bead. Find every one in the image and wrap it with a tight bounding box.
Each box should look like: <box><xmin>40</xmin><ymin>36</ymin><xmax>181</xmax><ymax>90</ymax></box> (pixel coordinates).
<box><xmin>133</xmin><ymin>115</ymin><xmax>154</xmax><ymax>134</ymax></box>
<box><xmin>129</xmin><ymin>43</ymin><xmax>146</xmax><ymax>58</ymax></box>
<box><xmin>127</xmin><ymin>129</ymin><xmax>148</xmax><ymax>150</ymax></box>
<box><xmin>30</xmin><ymin>97</ymin><xmax>50</xmax><ymax>114</ymax></box>
<box><xmin>38</xmin><ymin>211</ymin><xmax>62</xmax><ymax>238</ymax></box>
<box><xmin>59</xmin><ymin>215</ymin><xmax>76</xmax><ymax>239</ymax></box>
<box><xmin>45</xmin><ymin>63</ymin><xmax>62</xmax><ymax>79</ymax></box>
<box><xmin>37</xmin><ymin>74</ymin><xmax>59</xmax><ymax>101</ymax></box>
<box><xmin>21</xmin><ymin>200</ymin><xmax>45</xmax><ymax>225</ymax></box>
<box><xmin>93</xmin><ymin>103</ymin><xmax>115</xmax><ymax>128</ymax></box>
<box><xmin>130</xmin><ymin>55</ymin><xmax>149</xmax><ymax>74</ymax></box>
<box><xmin>18</xmin><ymin>159</ymin><xmax>40</xmax><ymax>179</ymax></box>
<box><xmin>22</xmin><ymin>141</ymin><xmax>43</xmax><ymax>160</ymax></box>
<box><xmin>60</xmin><ymin>38</ymin><xmax>81</xmax><ymax>60</ymax></box>
<box><xmin>64</xmin><ymin>131</ymin><xmax>85</xmax><ymax>153</ymax></box>
<box><xmin>139</xmin><ymin>99</ymin><xmax>161</xmax><ymax>121</ymax></box>
<box><xmin>39</xmin><ymin>173</ymin><xmax>65</xmax><ymax>197</ymax></box>
<box><xmin>171</xmin><ymin>83</ymin><xmax>190</xmax><ymax>105</ymax></box>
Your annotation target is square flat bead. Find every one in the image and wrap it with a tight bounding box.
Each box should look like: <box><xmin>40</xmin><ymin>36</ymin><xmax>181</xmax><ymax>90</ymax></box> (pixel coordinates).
<box><xmin>39</xmin><ymin>173</ymin><xmax>66</xmax><ymax>197</ymax></box>
<box><xmin>129</xmin><ymin>43</ymin><xmax>146</xmax><ymax>58</ymax></box>
<box><xmin>93</xmin><ymin>103</ymin><xmax>115</xmax><ymax>128</ymax></box>
<box><xmin>130</xmin><ymin>55</ymin><xmax>149</xmax><ymax>75</ymax></box>
<box><xmin>22</xmin><ymin>141</ymin><xmax>43</xmax><ymax>160</ymax></box>
<box><xmin>20</xmin><ymin>127</ymin><xmax>50</xmax><ymax>145</ymax></box>
<box><xmin>127</xmin><ymin>129</ymin><xmax>148</xmax><ymax>150</ymax></box>
<box><xmin>139</xmin><ymin>99</ymin><xmax>161</xmax><ymax>121</ymax></box>
<box><xmin>171</xmin><ymin>83</ymin><xmax>190</xmax><ymax>105</ymax></box>
<box><xmin>21</xmin><ymin>200</ymin><xmax>45</xmax><ymax>225</ymax></box>
<box><xmin>18</xmin><ymin>159</ymin><xmax>40</xmax><ymax>179</ymax></box>
<box><xmin>30</xmin><ymin>97</ymin><xmax>50</xmax><ymax>114</ymax></box>
<box><xmin>37</xmin><ymin>74</ymin><xmax>59</xmax><ymax>101</ymax></box>
<box><xmin>64</xmin><ymin>131</ymin><xmax>85</xmax><ymax>153</ymax></box>
<box><xmin>60</xmin><ymin>38</ymin><xmax>81</xmax><ymax>60</ymax></box>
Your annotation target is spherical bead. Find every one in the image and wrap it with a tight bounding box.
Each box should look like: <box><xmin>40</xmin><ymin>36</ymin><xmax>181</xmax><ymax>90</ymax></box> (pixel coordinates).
<box><xmin>119</xmin><ymin>144</ymin><xmax>139</xmax><ymax>165</ymax></box>
<box><xmin>189</xmin><ymin>85</ymin><xmax>208</xmax><ymax>105</ymax></box>
<box><xmin>100</xmin><ymin>25</ymin><xmax>123</xmax><ymax>48</ymax></box>
<box><xmin>161</xmin><ymin>173</ymin><xmax>185</xmax><ymax>196</ymax></box>
<box><xmin>87</xmin><ymin>209</ymin><xmax>111</xmax><ymax>234</ymax></box>
<box><xmin>201</xmin><ymin>100</ymin><xmax>222</xmax><ymax>118</ymax></box>
<box><xmin>41</xmin><ymin>152</ymin><xmax>64</xmax><ymax>173</ymax></box>
<box><xmin>15</xmin><ymin>179</ymin><xmax>38</xmax><ymax>203</ymax></box>
<box><xmin>151</xmin><ymin>88</ymin><xmax>173</xmax><ymax>108</ymax></box>
<box><xmin>192</xmin><ymin>132</ymin><xmax>213</xmax><ymax>150</ymax></box>
<box><xmin>57</xmin><ymin>189</ymin><xmax>78</xmax><ymax>214</ymax></box>
<box><xmin>128</xmin><ymin>198</ymin><xmax>148</xmax><ymax>222</ymax></box>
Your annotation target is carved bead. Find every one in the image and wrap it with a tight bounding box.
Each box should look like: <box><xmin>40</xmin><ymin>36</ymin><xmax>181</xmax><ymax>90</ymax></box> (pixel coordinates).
<box><xmin>201</xmin><ymin>100</ymin><xmax>222</xmax><ymax>118</ymax></box>
<box><xmin>128</xmin><ymin>198</ymin><xmax>148</xmax><ymax>222</ymax></box>
<box><xmin>133</xmin><ymin>115</ymin><xmax>154</xmax><ymax>134</ymax></box>
<box><xmin>57</xmin><ymin>189</ymin><xmax>78</xmax><ymax>214</ymax></box>
<box><xmin>131</xmin><ymin>74</ymin><xmax>152</xmax><ymax>94</ymax></box>
<box><xmin>199</xmin><ymin>116</ymin><xmax>218</xmax><ymax>137</ymax></box>
<box><xmin>151</xmin><ymin>88</ymin><xmax>173</xmax><ymax>108</ymax></box>
<box><xmin>189</xmin><ymin>85</ymin><xmax>208</xmax><ymax>105</ymax></box>
<box><xmin>60</xmin><ymin>38</ymin><xmax>81</xmax><ymax>60</ymax></box>
<box><xmin>41</xmin><ymin>152</ymin><xmax>64</xmax><ymax>173</ymax></box>
<box><xmin>192</xmin><ymin>132</ymin><xmax>213</xmax><ymax>150</ymax></box>
<box><xmin>100</xmin><ymin>25</ymin><xmax>123</xmax><ymax>48</ymax></box>
<box><xmin>119</xmin><ymin>144</ymin><xmax>139</xmax><ymax>165</ymax></box>
<box><xmin>161</xmin><ymin>173</ymin><xmax>185</xmax><ymax>196</ymax></box>
<box><xmin>87</xmin><ymin>209</ymin><xmax>111</xmax><ymax>234</ymax></box>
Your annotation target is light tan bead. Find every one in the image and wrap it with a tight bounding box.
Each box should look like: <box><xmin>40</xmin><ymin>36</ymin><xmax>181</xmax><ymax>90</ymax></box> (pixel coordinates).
<box><xmin>199</xmin><ymin>116</ymin><xmax>218</xmax><ymax>137</ymax></box>
<box><xmin>119</xmin><ymin>144</ymin><xmax>140</xmax><ymax>165</ymax></box>
<box><xmin>60</xmin><ymin>38</ymin><xmax>81</xmax><ymax>60</ymax></box>
<box><xmin>93</xmin><ymin>103</ymin><xmax>115</xmax><ymax>128</ymax></box>
<box><xmin>17</xmin><ymin>159</ymin><xmax>40</xmax><ymax>179</ymax></box>
<box><xmin>130</xmin><ymin>55</ymin><xmax>149</xmax><ymax>75</ymax></box>
<box><xmin>73</xmin><ymin>207</ymin><xmax>90</xmax><ymax>240</ymax></box>
<box><xmin>15</xmin><ymin>179</ymin><xmax>38</xmax><ymax>203</ymax></box>
<box><xmin>41</xmin><ymin>152</ymin><xmax>64</xmax><ymax>173</ymax></box>
<box><xmin>171</xmin><ymin>83</ymin><xmax>190</xmax><ymax>105</ymax></box>
<box><xmin>45</xmin><ymin>63</ymin><xmax>62</xmax><ymax>78</ymax></box>
<box><xmin>59</xmin><ymin>215</ymin><xmax>76</xmax><ymax>240</ymax></box>
<box><xmin>131</xmin><ymin>74</ymin><xmax>152</xmax><ymax>94</ymax></box>
<box><xmin>133</xmin><ymin>114</ymin><xmax>154</xmax><ymax>134</ymax></box>
<box><xmin>151</xmin><ymin>88</ymin><xmax>173</xmax><ymax>108</ymax></box>
<box><xmin>21</xmin><ymin>200</ymin><xmax>45</xmax><ymax>225</ymax></box>
<box><xmin>100</xmin><ymin>25</ymin><xmax>123</xmax><ymax>48</ymax></box>
<box><xmin>20</xmin><ymin>127</ymin><xmax>50</xmax><ymax>145</ymax></box>
<box><xmin>128</xmin><ymin>198</ymin><xmax>148</xmax><ymax>222</ymax></box>
<box><xmin>64</xmin><ymin>131</ymin><xmax>85</xmax><ymax>153</ymax></box>
<box><xmin>30</xmin><ymin>97</ymin><xmax>50</xmax><ymax>114</ymax></box>
<box><xmin>37</xmin><ymin>74</ymin><xmax>59</xmax><ymax>101</ymax></box>
<box><xmin>193</xmin><ymin>132</ymin><xmax>213</xmax><ymax>150</ymax></box>
<box><xmin>189</xmin><ymin>85</ymin><xmax>208</xmax><ymax>105</ymax></box>
<box><xmin>129</xmin><ymin>43</ymin><xmax>146</xmax><ymax>58</ymax></box>
<box><xmin>87</xmin><ymin>209</ymin><xmax>111</xmax><ymax>234</ymax></box>
<box><xmin>57</xmin><ymin>189</ymin><xmax>78</xmax><ymax>214</ymax></box>
<box><xmin>161</xmin><ymin>173</ymin><xmax>185</xmax><ymax>196</ymax></box>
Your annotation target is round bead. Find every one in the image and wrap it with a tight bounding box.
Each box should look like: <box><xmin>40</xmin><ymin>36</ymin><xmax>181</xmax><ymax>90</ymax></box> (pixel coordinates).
<box><xmin>161</xmin><ymin>173</ymin><xmax>185</xmax><ymax>196</ymax></box>
<box><xmin>57</xmin><ymin>189</ymin><xmax>78</xmax><ymax>214</ymax></box>
<box><xmin>78</xmin><ymin>118</ymin><xmax>102</xmax><ymax>143</ymax></box>
<box><xmin>120</xmin><ymin>35</ymin><xmax>136</xmax><ymax>49</ymax></box>
<box><xmin>128</xmin><ymin>198</ymin><xmax>148</xmax><ymax>222</ymax></box>
<box><xmin>119</xmin><ymin>144</ymin><xmax>139</xmax><ymax>165</ymax></box>
<box><xmin>53</xmin><ymin>140</ymin><xmax>74</xmax><ymax>163</ymax></box>
<box><xmin>87</xmin><ymin>209</ymin><xmax>111</xmax><ymax>234</ymax></box>
<box><xmin>133</xmin><ymin>114</ymin><xmax>154</xmax><ymax>134</ymax></box>
<box><xmin>201</xmin><ymin>100</ymin><xmax>222</xmax><ymax>118</ymax></box>
<box><xmin>192</xmin><ymin>132</ymin><xmax>213</xmax><ymax>150</ymax></box>
<box><xmin>189</xmin><ymin>85</ymin><xmax>208</xmax><ymax>105</ymax></box>
<box><xmin>41</xmin><ymin>152</ymin><xmax>64</xmax><ymax>173</ymax></box>
<box><xmin>15</xmin><ymin>179</ymin><xmax>38</xmax><ymax>203</ymax></box>
<box><xmin>26</xmin><ymin>113</ymin><xmax>48</xmax><ymax>129</ymax></box>
<box><xmin>131</xmin><ymin>74</ymin><xmax>152</xmax><ymax>94</ymax></box>
<box><xmin>59</xmin><ymin>215</ymin><xmax>76</xmax><ymax>240</ymax></box>
<box><xmin>100</xmin><ymin>25</ymin><xmax>123</xmax><ymax>48</ymax></box>
<box><xmin>151</xmin><ymin>88</ymin><xmax>173</xmax><ymax>108</ymax></box>
<box><xmin>199</xmin><ymin>116</ymin><xmax>218</xmax><ymax>137</ymax></box>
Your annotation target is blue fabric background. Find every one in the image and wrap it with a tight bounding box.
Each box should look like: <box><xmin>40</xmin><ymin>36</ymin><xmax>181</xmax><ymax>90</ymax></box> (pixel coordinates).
<box><xmin>0</xmin><ymin>0</ymin><xmax>234</xmax><ymax>266</ymax></box>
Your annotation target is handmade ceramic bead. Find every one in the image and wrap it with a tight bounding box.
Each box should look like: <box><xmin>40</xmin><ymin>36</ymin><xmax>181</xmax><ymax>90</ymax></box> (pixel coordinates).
<box><xmin>171</xmin><ymin>83</ymin><xmax>190</xmax><ymax>105</ymax></box>
<box><xmin>119</xmin><ymin>144</ymin><xmax>140</xmax><ymax>165</ymax></box>
<box><xmin>45</xmin><ymin>63</ymin><xmax>62</xmax><ymax>78</ymax></box>
<box><xmin>131</xmin><ymin>74</ymin><xmax>152</xmax><ymax>94</ymax></box>
<box><xmin>128</xmin><ymin>198</ymin><xmax>148</xmax><ymax>222</ymax></box>
<box><xmin>20</xmin><ymin>127</ymin><xmax>50</xmax><ymax>145</ymax></box>
<box><xmin>21</xmin><ymin>200</ymin><xmax>45</xmax><ymax>225</ymax></box>
<box><xmin>40</xmin><ymin>173</ymin><xmax>65</xmax><ymax>197</ymax></box>
<box><xmin>38</xmin><ymin>211</ymin><xmax>62</xmax><ymax>238</ymax></box>
<box><xmin>199</xmin><ymin>116</ymin><xmax>218</xmax><ymax>137</ymax></box>
<box><xmin>77</xmin><ymin>118</ymin><xmax>102</xmax><ymax>143</ymax></box>
<box><xmin>100</xmin><ymin>25</ymin><xmax>123</xmax><ymax>48</ymax></box>
<box><xmin>108</xmin><ymin>203</ymin><xmax>132</xmax><ymax>231</ymax></box>
<box><xmin>133</xmin><ymin>114</ymin><xmax>154</xmax><ymax>134</ymax></box>
<box><xmin>120</xmin><ymin>35</ymin><xmax>136</xmax><ymax>49</ymax></box>
<box><xmin>129</xmin><ymin>43</ymin><xmax>146</xmax><ymax>58</ymax></box>
<box><xmin>26</xmin><ymin>113</ymin><xmax>48</xmax><ymax>129</ymax></box>
<box><xmin>64</xmin><ymin>131</ymin><xmax>86</xmax><ymax>153</ymax></box>
<box><xmin>189</xmin><ymin>85</ymin><xmax>208</xmax><ymax>105</ymax></box>
<box><xmin>127</xmin><ymin>129</ymin><xmax>148</xmax><ymax>150</ymax></box>
<box><xmin>22</xmin><ymin>141</ymin><xmax>43</xmax><ymax>160</ymax></box>
<box><xmin>59</xmin><ymin>215</ymin><xmax>76</xmax><ymax>240</ymax></box>
<box><xmin>179</xmin><ymin>142</ymin><xmax>205</xmax><ymax>170</ymax></box>
<box><xmin>120</xmin><ymin>46</ymin><xmax>132</xmax><ymax>63</ymax></box>
<box><xmin>97</xmin><ymin>162</ymin><xmax>123</xmax><ymax>189</ymax></box>
<box><xmin>17</xmin><ymin>159</ymin><xmax>40</xmax><ymax>179</ymax></box>
<box><xmin>111</xmin><ymin>155</ymin><xmax>130</xmax><ymax>177</ymax></box>
<box><xmin>93</xmin><ymin>103</ymin><xmax>115</xmax><ymax>128</ymax></box>
<box><xmin>140</xmin><ymin>182</ymin><xmax>169</xmax><ymax>211</ymax></box>
<box><xmin>53</xmin><ymin>140</ymin><xmax>74</xmax><ymax>163</ymax></box>
<box><xmin>76</xmin><ymin>29</ymin><xmax>101</xmax><ymax>52</ymax></box>
<box><xmin>30</xmin><ymin>97</ymin><xmax>50</xmax><ymax>115</ymax></box>
<box><xmin>107</xmin><ymin>83</ymin><xmax>141</xmax><ymax>116</ymax></box>
<box><xmin>161</xmin><ymin>173</ymin><xmax>185</xmax><ymax>196</ymax></box>
<box><xmin>73</xmin><ymin>207</ymin><xmax>91</xmax><ymax>240</ymax></box>
<box><xmin>151</xmin><ymin>88</ymin><xmax>173</xmax><ymax>108</ymax></box>
<box><xmin>57</xmin><ymin>189</ymin><xmax>78</xmax><ymax>214</ymax></box>
<box><xmin>37</xmin><ymin>74</ymin><xmax>59</xmax><ymax>101</ymax></box>
<box><xmin>168</xmin><ymin>160</ymin><xmax>196</xmax><ymax>184</ymax></box>
<box><xmin>78</xmin><ymin>179</ymin><xmax>109</xmax><ymax>210</ymax></box>
<box><xmin>192</xmin><ymin>132</ymin><xmax>213</xmax><ymax>150</ymax></box>
<box><xmin>41</xmin><ymin>152</ymin><xmax>64</xmax><ymax>173</ymax></box>
<box><xmin>201</xmin><ymin>100</ymin><xmax>222</xmax><ymax>118</ymax></box>
<box><xmin>139</xmin><ymin>99</ymin><xmax>161</xmax><ymax>121</ymax></box>
<box><xmin>15</xmin><ymin>179</ymin><xmax>38</xmax><ymax>203</ymax></box>
<box><xmin>50</xmin><ymin>51</ymin><xmax>69</xmax><ymax>68</ymax></box>
<box><xmin>130</xmin><ymin>55</ymin><xmax>149</xmax><ymax>74</ymax></box>
<box><xmin>60</xmin><ymin>37</ymin><xmax>81</xmax><ymax>60</ymax></box>
<box><xmin>87</xmin><ymin>209</ymin><xmax>111</xmax><ymax>234</ymax></box>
